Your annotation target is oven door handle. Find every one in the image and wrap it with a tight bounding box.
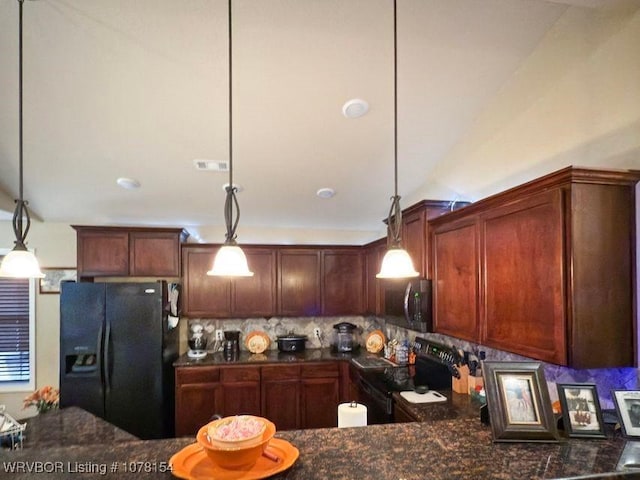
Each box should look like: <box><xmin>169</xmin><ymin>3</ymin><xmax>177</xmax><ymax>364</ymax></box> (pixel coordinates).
<box><xmin>358</xmin><ymin>378</ymin><xmax>394</xmax><ymax>416</ymax></box>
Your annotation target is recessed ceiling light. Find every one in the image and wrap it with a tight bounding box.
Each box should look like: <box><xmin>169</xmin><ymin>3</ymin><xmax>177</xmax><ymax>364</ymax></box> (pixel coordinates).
<box><xmin>342</xmin><ymin>99</ymin><xmax>369</xmax><ymax>119</ymax></box>
<box><xmin>116</xmin><ymin>177</ymin><xmax>141</xmax><ymax>190</ymax></box>
<box><xmin>317</xmin><ymin>187</ymin><xmax>335</xmax><ymax>199</ymax></box>
<box><xmin>222</xmin><ymin>182</ymin><xmax>243</xmax><ymax>193</ymax></box>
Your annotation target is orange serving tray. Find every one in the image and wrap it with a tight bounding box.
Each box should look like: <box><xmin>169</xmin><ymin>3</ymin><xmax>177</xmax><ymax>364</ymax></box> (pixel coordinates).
<box><xmin>170</xmin><ymin>438</ymin><xmax>299</xmax><ymax>480</ymax></box>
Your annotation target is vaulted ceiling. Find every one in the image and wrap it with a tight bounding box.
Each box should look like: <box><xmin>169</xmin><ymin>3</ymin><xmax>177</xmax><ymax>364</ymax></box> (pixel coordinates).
<box><xmin>0</xmin><ymin>0</ymin><xmax>637</xmax><ymax>243</ymax></box>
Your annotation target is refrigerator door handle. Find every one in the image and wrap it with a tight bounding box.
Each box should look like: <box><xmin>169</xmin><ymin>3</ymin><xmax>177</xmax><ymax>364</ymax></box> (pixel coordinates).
<box><xmin>97</xmin><ymin>322</ymin><xmax>104</xmax><ymax>386</ymax></box>
<box><xmin>103</xmin><ymin>321</ymin><xmax>112</xmax><ymax>392</ymax></box>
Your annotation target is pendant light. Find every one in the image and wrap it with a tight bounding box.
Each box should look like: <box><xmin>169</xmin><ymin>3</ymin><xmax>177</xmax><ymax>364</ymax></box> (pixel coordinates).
<box><xmin>376</xmin><ymin>0</ymin><xmax>418</xmax><ymax>279</ymax></box>
<box><xmin>207</xmin><ymin>0</ymin><xmax>253</xmax><ymax>277</ymax></box>
<box><xmin>0</xmin><ymin>0</ymin><xmax>44</xmax><ymax>279</ymax></box>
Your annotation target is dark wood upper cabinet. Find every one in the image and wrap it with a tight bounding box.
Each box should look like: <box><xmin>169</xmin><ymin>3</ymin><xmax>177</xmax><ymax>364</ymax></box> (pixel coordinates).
<box><xmin>364</xmin><ymin>238</ymin><xmax>386</xmax><ymax>315</ymax></box>
<box><xmin>431</xmin><ymin>216</ymin><xmax>480</xmax><ymax>343</ymax></box>
<box><xmin>232</xmin><ymin>248</ymin><xmax>277</xmax><ymax>317</ymax></box>
<box><xmin>181</xmin><ymin>245</ymin><xmax>275</xmax><ymax>318</ymax></box>
<box><xmin>401</xmin><ymin>200</ymin><xmax>465</xmax><ymax>277</ymax></box>
<box><xmin>181</xmin><ymin>245</ymin><xmax>231</xmax><ymax>317</ymax></box>
<box><xmin>429</xmin><ymin>167</ymin><xmax>640</xmax><ymax>368</ymax></box>
<box><xmin>481</xmin><ymin>190</ymin><xmax>566</xmax><ymax>364</ymax></box>
<box><xmin>277</xmin><ymin>248</ymin><xmax>321</xmax><ymax>316</ymax></box>
<box><xmin>321</xmin><ymin>248</ymin><xmax>364</xmax><ymax>315</ymax></box>
<box><xmin>74</xmin><ymin>226</ymin><xmax>187</xmax><ymax>278</ymax></box>
<box><xmin>130</xmin><ymin>231</ymin><xmax>183</xmax><ymax>277</ymax></box>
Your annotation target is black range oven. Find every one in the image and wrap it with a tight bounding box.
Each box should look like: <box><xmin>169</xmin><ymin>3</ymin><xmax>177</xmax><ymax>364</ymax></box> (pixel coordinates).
<box><xmin>352</xmin><ymin>337</ymin><xmax>460</xmax><ymax>424</ymax></box>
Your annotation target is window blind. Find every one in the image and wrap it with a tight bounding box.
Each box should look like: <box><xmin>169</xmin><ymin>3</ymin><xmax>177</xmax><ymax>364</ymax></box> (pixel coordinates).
<box><xmin>0</xmin><ymin>275</ymin><xmax>30</xmax><ymax>383</ymax></box>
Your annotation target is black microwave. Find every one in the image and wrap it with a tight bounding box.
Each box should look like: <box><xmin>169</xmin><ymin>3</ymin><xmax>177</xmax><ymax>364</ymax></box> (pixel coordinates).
<box><xmin>383</xmin><ymin>278</ymin><xmax>432</xmax><ymax>332</ymax></box>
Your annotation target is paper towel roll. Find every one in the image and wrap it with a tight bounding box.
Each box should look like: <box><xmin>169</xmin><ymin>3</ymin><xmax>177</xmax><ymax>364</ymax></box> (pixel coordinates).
<box><xmin>338</xmin><ymin>402</ymin><xmax>367</xmax><ymax>428</ymax></box>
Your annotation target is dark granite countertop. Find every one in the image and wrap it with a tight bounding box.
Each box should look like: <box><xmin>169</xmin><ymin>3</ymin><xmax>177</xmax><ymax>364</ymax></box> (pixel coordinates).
<box><xmin>2</xmin><ymin>407</ymin><xmax>639</xmax><ymax>479</ymax></box>
<box><xmin>173</xmin><ymin>347</ymin><xmax>360</xmax><ymax>367</ymax></box>
<box><xmin>16</xmin><ymin>407</ymin><xmax>138</xmax><ymax>449</ymax></box>
<box><xmin>393</xmin><ymin>389</ymin><xmax>484</xmax><ymax>422</ymax></box>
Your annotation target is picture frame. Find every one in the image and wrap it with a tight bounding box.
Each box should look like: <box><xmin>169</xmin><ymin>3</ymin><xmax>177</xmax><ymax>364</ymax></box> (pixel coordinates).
<box><xmin>557</xmin><ymin>383</ymin><xmax>606</xmax><ymax>438</ymax></box>
<box><xmin>39</xmin><ymin>268</ymin><xmax>77</xmax><ymax>294</ymax></box>
<box><xmin>482</xmin><ymin>361</ymin><xmax>560</xmax><ymax>443</ymax></box>
<box><xmin>612</xmin><ymin>390</ymin><xmax>640</xmax><ymax>438</ymax></box>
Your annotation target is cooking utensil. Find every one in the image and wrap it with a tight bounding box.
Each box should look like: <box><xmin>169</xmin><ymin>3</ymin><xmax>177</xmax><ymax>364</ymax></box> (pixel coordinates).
<box><xmin>277</xmin><ymin>333</ymin><xmax>307</xmax><ymax>352</ymax></box>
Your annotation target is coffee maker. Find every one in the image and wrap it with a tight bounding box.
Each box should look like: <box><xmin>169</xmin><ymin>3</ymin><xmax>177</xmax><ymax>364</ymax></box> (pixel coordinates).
<box><xmin>223</xmin><ymin>330</ymin><xmax>241</xmax><ymax>361</ymax></box>
<box><xmin>187</xmin><ymin>323</ymin><xmax>208</xmax><ymax>359</ymax></box>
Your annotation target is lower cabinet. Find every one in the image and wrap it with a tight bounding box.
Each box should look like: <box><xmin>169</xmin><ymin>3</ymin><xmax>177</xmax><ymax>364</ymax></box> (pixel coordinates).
<box><xmin>300</xmin><ymin>363</ymin><xmax>340</xmax><ymax>429</ymax></box>
<box><xmin>220</xmin><ymin>366</ymin><xmax>261</xmax><ymax>418</ymax></box>
<box><xmin>175</xmin><ymin>367</ymin><xmax>222</xmax><ymax>437</ymax></box>
<box><xmin>176</xmin><ymin>361</ymin><xmax>342</xmax><ymax>436</ymax></box>
<box><xmin>262</xmin><ymin>365</ymin><xmax>301</xmax><ymax>431</ymax></box>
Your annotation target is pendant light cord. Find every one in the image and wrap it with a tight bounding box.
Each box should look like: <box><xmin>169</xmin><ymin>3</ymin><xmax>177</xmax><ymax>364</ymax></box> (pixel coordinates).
<box><xmin>386</xmin><ymin>0</ymin><xmax>402</xmax><ymax>248</ymax></box>
<box><xmin>223</xmin><ymin>0</ymin><xmax>239</xmax><ymax>245</ymax></box>
<box><xmin>11</xmin><ymin>0</ymin><xmax>32</xmax><ymax>251</ymax></box>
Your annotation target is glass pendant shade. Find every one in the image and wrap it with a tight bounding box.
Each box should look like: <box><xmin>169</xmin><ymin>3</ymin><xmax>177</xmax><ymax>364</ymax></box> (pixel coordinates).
<box><xmin>207</xmin><ymin>245</ymin><xmax>254</xmax><ymax>277</ymax></box>
<box><xmin>0</xmin><ymin>246</ymin><xmax>45</xmax><ymax>278</ymax></box>
<box><xmin>376</xmin><ymin>247</ymin><xmax>419</xmax><ymax>279</ymax></box>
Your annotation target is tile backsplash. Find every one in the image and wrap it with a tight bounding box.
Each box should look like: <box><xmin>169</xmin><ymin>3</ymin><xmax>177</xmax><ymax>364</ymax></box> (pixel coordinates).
<box><xmin>184</xmin><ymin>316</ymin><xmax>384</xmax><ymax>353</ymax></box>
<box><xmin>184</xmin><ymin>316</ymin><xmax>638</xmax><ymax>410</ymax></box>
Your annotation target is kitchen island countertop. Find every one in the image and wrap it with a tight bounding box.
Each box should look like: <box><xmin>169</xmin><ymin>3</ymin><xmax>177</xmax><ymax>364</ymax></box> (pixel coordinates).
<box><xmin>1</xmin><ymin>405</ymin><xmax>636</xmax><ymax>479</ymax></box>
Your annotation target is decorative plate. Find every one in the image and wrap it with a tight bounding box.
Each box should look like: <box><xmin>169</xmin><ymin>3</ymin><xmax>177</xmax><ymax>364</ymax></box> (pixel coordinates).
<box><xmin>365</xmin><ymin>330</ymin><xmax>386</xmax><ymax>353</ymax></box>
<box><xmin>245</xmin><ymin>331</ymin><xmax>271</xmax><ymax>354</ymax></box>
<box><xmin>170</xmin><ymin>438</ymin><xmax>299</xmax><ymax>480</ymax></box>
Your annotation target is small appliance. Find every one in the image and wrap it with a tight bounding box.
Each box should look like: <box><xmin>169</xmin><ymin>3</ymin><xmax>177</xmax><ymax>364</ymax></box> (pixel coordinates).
<box><xmin>223</xmin><ymin>330</ymin><xmax>241</xmax><ymax>360</ymax></box>
<box><xmin>331</xmin><ymin>322</ymin><xmax>360</xmax><ymax>352</ymax></box>
<box><xmin>188</xmin><ymin>323</ymin><xmax>208</xmax><ymax>359</ymax></box>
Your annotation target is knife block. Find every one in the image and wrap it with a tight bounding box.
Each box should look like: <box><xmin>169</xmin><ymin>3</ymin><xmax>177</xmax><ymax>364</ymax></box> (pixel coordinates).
<box><xmin>452</xmin><ymin>365</ymin><xmax>469</xmax><ymax>394</ymax></box>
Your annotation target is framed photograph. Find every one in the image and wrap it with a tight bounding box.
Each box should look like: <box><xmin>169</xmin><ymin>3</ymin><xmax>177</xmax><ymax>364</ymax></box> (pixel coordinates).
<box><xmin>612</xmin><ymin>390</ymin><xmax>640</xmax><ymax>438</ymax></box>
<box><xmin>557</xmin><ymin>383</ymin><xmax>606</xmax><ymax>438</ymax></box>
<box><xmin>482</xmin><ymin>361</ymin><xmax>560</xmax><ymax>443</ymax></box>
<box><xmin>39</xmin><ymin>268</ymin><xmax>76</xmax><ymax>294</ymax></box>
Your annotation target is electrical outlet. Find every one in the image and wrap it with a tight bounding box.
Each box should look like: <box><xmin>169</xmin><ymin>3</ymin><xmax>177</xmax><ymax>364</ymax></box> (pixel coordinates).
<box><xmin>313</xmin><ymin>328</ymin><xmax>322</xmax><ymax>339</ymax></box>
<box><xmin>215</xmin><ymin>330</ymin><xmax>224</xmax><ymax>341</ymax></box>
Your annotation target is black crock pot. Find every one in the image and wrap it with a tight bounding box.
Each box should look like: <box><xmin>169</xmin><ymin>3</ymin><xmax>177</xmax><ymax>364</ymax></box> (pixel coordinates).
<box><xmin>276</xmin><ymin>333</ymin><xmax>308</xmax><ymax>352</ymax></box>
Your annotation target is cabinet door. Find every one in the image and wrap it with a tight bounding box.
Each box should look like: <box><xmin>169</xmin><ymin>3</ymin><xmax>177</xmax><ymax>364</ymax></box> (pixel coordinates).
<box><xmin>182</xmin><ymin>246</ymin><xmax>231</xmax><ymax>317</ymax></box>
<box><xmin>220</xmin><ymin>366</ymin><xmax>261</xmax><ymax>417</ymax></box>
<box><xmin>232</xmin><ymin>248</ymin><xmax>277</xmax><ymax>317</ymax></box>
<box><xmin>130</xmin><ymin>232</ymin><xmax>181</xmax><ymax>277</ymax></box>
<box><xmin>481</xmin><ymin>190</ymin><xmax>566</xmax><ymax>365</ymax></box>
<box><xmin>277</xmin><ymin>249</ymin><xmax>321</xmax><ymax>316</ymax></box>
<box><xmin>175</xmin><ymin>367</ymin><xmax>222</xmax><ymax>436</ymax></box>
<box><xmin>322</xmin><ymin>250</ymin><xmax>364</xmax><ymax>315</ymax></box>
<box><xmin>261</xmin><ymin>365</ymin><xmax>300</xmax><ymax>430</ymax></box>
<box><xmin>77</xmin><ymin>230</ymin><xmax>129</xmax><ymax>277</ymax></box>
<box><xmin>402</xmin><ymin>209</ymin><xmax>426</xmax><ymax>277</ymax></box>
<box><xmin>300</xmin><ymin>377</ymin><xmax>340</xmax><ymax>428</ymax></box>
<box><xmin>364</xmin><ymin>242</ymin><xmax>385</xmax><ymax>315</ymax></box>
<box><xmin>300</xmin><ymin>363</ymin><xmax>340</xmax><ymax>428</ymax></box>
<box><xmin>432</xmin><ymin>217</ymin><xmax>479</xmax><ymax>342</ymax></box>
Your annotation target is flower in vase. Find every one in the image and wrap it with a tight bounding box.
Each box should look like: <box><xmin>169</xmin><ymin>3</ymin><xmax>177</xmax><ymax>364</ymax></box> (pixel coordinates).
<box><xmin>23</xmin><ymin>386</ymin><xmax>60</xmax><ymax>414</ymax></box>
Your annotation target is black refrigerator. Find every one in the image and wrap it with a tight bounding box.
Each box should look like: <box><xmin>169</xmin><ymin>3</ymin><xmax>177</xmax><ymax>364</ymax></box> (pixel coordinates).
<box><xmin>59</xmin><ymin>281</ymin><xmax>179</xmax><ymax>439</ymax></box>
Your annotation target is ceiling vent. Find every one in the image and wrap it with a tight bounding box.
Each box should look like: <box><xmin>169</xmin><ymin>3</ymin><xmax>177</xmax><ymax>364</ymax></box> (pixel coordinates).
<box><xmin>193</xmin><ymin>159</ymin><xmax>229</xmax><ymax>172</ymax></box>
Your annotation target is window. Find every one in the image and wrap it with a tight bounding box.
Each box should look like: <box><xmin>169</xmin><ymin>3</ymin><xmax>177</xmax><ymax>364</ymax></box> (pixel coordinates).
<box><xmin>0</xmin><ymin>249</ymin><xmax>35</xmax><ymax>392</ymax></box>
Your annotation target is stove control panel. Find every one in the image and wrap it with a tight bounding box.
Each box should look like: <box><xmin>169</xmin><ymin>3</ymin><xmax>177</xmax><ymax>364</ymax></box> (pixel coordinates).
<box><xmin>413</xmin><ymin>337</ymin><xmax>462</xmax><ymax>379</ymax></box>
